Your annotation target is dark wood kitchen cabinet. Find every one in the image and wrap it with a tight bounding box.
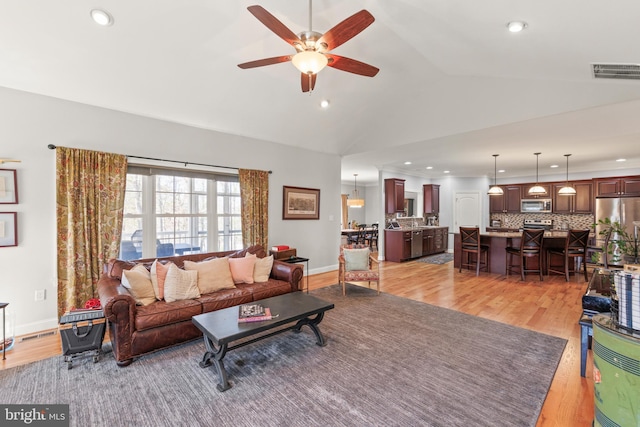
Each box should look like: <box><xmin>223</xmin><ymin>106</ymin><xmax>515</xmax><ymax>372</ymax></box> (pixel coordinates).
<box><xmin>594</xmin><ymin>176</ymin><xmax>640</xmax><ymax>197</ymax></box>
<box><xmin>489</xmin><ymin>185</ymin><xmax>522</xmax><ymax>213</ymax></box>
<box><xmin>385</xmin><ymin>178</ymin><xmax>405</xmax><ymax>214</ymax></box>
<box><xmin>552</xmin><ymin>181</ymin><xmax>593</xmax><ymax>214</ymax></box>
<box><xmin>434</xmin><ymin>227</ymin><xmax>448</xmax><ymax>253</ymax></box>
<box><xmin>422</xmin><ymin>228</ymin><xmax>434</xmax><ymax>255</ymax></box>
<box><xmin>423</xmin><ymin>184</ymin><xmax>440</xmax><ymax>214</ymax></box>
<box><xmin>384</xmin><ymin>230</ymin><xmax>412</xmax><ymax>262</ymax></box>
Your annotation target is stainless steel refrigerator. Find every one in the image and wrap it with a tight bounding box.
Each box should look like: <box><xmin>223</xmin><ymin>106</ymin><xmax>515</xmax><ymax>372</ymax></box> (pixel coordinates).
<box><xmin>594</xmin><ymin>197</ymin><xmax>640</xmax><ymax>265</ymax></box>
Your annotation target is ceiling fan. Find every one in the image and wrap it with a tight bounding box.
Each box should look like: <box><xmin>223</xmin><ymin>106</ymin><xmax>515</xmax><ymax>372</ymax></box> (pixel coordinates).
<box><xmin>238</xmin><ymin>1</ymin><xmax>379</xmax><ymax>92</ymax></box>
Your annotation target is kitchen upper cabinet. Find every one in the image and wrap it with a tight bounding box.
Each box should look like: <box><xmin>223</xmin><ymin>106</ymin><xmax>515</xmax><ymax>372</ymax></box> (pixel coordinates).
<box><xmin>552</xmin><ymin>181</ymin><xmax>593</xmax><ymax>214</ymax></box>
<box><xmin>489</xmin><ymin>185</ymin><xmax>522</xmax><ymax>213</ymax></box>
<box><xmin>521</xmin><ymin>183</ymin><xmax>552</xmax><ymax>198</ymax></box>
<box><xmin>595</xmin><ymin>177</ymin><xmax>640</xmax><ymax>197</ymax></box>
<box><xmin>385</xmin><ymin>178</ymin><xmax>406</xmax><ymax>214</ymax></box>
<box><xmin>423</xmin><ymin>184</ymin><xmax>440</xmax><ymax>214</ymax></box>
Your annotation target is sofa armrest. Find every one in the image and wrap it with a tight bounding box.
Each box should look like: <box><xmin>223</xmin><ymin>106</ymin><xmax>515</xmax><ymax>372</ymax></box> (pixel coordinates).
<box><xmin>97</xmin><ymin>274</ymin><xmax>138</xmax><ymax>363</ymax></box>
<box><xmin>271</xmin><ymin>260</ymin><xmax>304</xmax><ymax>292</ymax></box>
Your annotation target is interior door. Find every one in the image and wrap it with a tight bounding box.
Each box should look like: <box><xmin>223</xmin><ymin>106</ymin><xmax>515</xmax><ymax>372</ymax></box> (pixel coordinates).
<box><xmin>454</xmin><ymin>191</ymin><xmax>481</xmax><ymax>232</ymax></box>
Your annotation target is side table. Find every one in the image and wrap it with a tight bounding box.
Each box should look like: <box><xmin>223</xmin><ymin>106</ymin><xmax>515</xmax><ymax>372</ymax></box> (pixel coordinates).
<box><xmin>281</xmin><ymin>257</ymin><xmax>310</xmax><ymax>293</ymax></box>
<box><xmin>1</xmin><ymin>302</ymin><xmax>7</xmax><ymax>360</ymax></box>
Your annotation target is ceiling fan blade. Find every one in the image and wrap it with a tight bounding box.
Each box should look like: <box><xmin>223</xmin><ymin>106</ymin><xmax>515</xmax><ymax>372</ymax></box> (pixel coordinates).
<box><xmin>318</xmin><ymin>10</ymin><xmax>375</xmax><ymax>51</ymax></box>
<box><xmin>301</xmin><ymin>73</ymin><xmax>317</xmax><ymax>92</ymax></box>
<box><xmin>326</xmin><ymin>54</ymin><xmax>379</xmax><ymax>77</ymax></box>
<box><xmin>238</xmin><ymin>55</ymin><xmax>293</xmax><ymax>69</ymax></box>
<box><xmin>247</xmin><ymin>5</ymin><xmax>302</xmax><ymax>47</ymax></box>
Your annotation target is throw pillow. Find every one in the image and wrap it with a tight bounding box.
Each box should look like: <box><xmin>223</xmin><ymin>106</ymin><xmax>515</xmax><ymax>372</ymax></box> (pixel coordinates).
<box><xmin>121</xmin><ymin>264</ymin><xmax>157</xmax><ymax>306</ymax></box>
<box><xmin>184</xmin><ymin>258</ymin><xmax>236</xmax><ymax>294</ymax></box>
<box><xmin>150</xmin><ymin>260</ymin><xmax>172</xmax><ymax>300</ymax></box>
<box><xmin>229</xmin><ymin>256</ymin><xmax>257</xmax><ymax>284</ymax></box>
<box><xmin>343</xmin><ymin>248</ymin><xmax>370</xmax><ymax>271</ymax></box>
<box><xmin>250</xmin><ymin>253</ymin><xmax>273</xmax><ymax>282</ymax></box>
<box><xmin>163</xmin><ymin>263</ymin><xmax>200</xmax><ymax>303</ymax></box>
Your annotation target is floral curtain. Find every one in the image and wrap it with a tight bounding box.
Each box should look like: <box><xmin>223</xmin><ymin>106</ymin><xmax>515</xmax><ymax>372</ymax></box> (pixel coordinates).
<box><xmin>56</xmin><ymin>147</ymin><xmax>128</xmax><ymax>317</ymax></box>
<box><xmin>239</xmin><ymin>169</ymin><xmax>269</xmax><ymax>250</ymax></box>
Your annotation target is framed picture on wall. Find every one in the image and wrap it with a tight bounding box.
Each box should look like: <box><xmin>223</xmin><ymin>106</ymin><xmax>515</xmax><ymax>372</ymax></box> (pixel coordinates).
<box><xmin>0</xmin><ymin>169</ymin><xmax>18</xmax><ymax>204</ymax></box>
<box><xmin>283</xmin><ymin>186</ymin><xmax>320</xmax><ymax>220</ymax></box>
<box><xmin>0</xmin><ymin>212</ymin><xmax>17</xmax><ymax>247</ymax></box>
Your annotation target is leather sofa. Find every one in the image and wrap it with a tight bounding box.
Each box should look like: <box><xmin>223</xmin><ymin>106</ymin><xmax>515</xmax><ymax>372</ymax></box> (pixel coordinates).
<box><xmin>97</xmin><ymin>245</ymin><xmax>303</xmax><ymax>366</ymax></box>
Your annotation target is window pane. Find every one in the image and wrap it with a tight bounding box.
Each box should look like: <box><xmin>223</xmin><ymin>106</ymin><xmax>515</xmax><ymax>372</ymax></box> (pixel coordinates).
<box><xmin>156</xmin><ymin>193</ymin><xmax>174</xmax><ymax>214</ymax></box>
<box><xmin>174</xmin><ymin>176</ymin><xmax>190</xmax><ymax>193</ymax></box>
<box><xmin>174</xmin><ymin>193</ymin><xmax>191</xmax><ymax>214</ymax></box>
<box><xmin>196</xmin><ymin>194</ymin><xmax>207</xmax><ymax>214</ymax></box>
<box><xmin>156</xmin><ymin>175</ymin><xmax>174</xmax><ymax>192</ymax></box>
<box><xmin>194</xmin><ymin>178</ymin><xmax>207</xmax><ymax>192</ymax></box>
<box><xmin>229</xmin><ymin>196</ymin><xmax>241</xmax><ymax>214</ymax></box>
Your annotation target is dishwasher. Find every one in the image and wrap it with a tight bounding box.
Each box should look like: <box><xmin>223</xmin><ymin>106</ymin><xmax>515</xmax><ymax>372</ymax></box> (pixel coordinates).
<box><xmin>411</xmin><ymin>230</ymin><xmax>423</xmax><ymax>258</ymax></box>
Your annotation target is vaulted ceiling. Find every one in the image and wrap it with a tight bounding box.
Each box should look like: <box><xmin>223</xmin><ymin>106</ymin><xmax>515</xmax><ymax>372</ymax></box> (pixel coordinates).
<box><xmin>2</xmin><ymin>1</ymin><xmax>640</xmax><ymax>183</ymax></box>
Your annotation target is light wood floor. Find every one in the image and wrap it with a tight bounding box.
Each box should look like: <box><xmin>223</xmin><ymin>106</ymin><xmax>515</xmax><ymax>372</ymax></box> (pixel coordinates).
<box><xmin>1</xmin><ymin>258</ymin><xmax>594</xmax><ymax>426</ymax></box>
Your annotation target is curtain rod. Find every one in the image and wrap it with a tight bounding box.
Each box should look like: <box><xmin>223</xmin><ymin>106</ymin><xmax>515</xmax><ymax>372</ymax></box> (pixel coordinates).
<box><xmin>47</xmin><ymin>144</ymin><xmax>272</xmax><ymax>174</ymax></box>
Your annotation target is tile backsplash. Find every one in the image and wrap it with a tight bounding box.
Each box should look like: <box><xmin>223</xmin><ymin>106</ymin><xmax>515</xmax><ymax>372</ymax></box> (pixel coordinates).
<box><xmin>490</xmin><ymin>213</ymin><xmax>594</xmax><ymax>230</ymax></box>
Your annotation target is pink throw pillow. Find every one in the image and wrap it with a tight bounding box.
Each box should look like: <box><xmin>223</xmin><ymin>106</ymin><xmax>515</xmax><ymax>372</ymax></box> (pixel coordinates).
<box><xmin>228</xmin><ymin>256</ymin><xmax>257</xmax><ymax>284</ymax></box>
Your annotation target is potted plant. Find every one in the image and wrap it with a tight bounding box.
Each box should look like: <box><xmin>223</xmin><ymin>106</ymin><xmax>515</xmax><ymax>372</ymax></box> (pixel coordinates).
<box><xmin>595</xmin><ymin>218</ymin><xmax>639</xmax><ymax>265</ymax></box>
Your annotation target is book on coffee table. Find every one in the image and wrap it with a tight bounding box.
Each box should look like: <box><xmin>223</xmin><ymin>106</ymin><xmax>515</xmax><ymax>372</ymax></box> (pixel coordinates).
<box><xmin>239</xmin><ymin>303</ymin><xmax>266</xmax><ymax>319</ymax></box>
<box><xmin>238</xmin><ymin>307</ymin><xmax>277</xmax><ymax>323</ymax></box>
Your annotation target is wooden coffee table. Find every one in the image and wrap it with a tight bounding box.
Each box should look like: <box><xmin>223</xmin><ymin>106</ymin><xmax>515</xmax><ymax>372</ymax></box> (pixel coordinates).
<box><xmin>192</xmin><ymin>292</ymin><xmax>334</xmax><ymax>391</ymax></box>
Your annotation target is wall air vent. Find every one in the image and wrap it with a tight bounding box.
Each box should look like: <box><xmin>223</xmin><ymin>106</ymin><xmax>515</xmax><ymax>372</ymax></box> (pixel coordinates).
<box><xmin>592</xmin><ymin>63</ymin><xmax>640</xmax><ymax>80</ymax></box>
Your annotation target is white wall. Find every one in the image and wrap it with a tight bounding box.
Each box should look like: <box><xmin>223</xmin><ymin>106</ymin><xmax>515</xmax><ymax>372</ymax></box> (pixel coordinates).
<box><xmin>0</xmin><ymin>86</ymin><xmax>342</xmax><ymax>336</ymax></box>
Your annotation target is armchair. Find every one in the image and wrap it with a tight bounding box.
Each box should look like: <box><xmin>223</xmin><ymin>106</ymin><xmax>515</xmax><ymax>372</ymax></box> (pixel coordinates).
<box><xmin>338</xmin><ymin>244</ymin><xmax>380</xmax><ymax>296</ymax></box>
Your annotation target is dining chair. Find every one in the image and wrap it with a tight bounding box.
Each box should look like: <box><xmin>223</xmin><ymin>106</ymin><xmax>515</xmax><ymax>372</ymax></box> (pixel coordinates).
<box><xmin>338</xmin><ymin>244</ymin><xmax>380</xmax><ymax>296</ymax></box>
<box><xmin>547</xmin><ymin>229</ymin><xmax>590</xmax><ymax>281</ymax></box>
<box><xmin>459</xmin><ymin>227</ymin><xmax>490</xmax><ymax>276</ymax></box>
<box><xmin>365</xmin><ymin>224</ymin><xmax>379</xmax><ymax>250</ymax></box>
<box><xmin>505</xmin><ymin>228</ymin><xmax>545</xmax><ymax>281</ymax></box>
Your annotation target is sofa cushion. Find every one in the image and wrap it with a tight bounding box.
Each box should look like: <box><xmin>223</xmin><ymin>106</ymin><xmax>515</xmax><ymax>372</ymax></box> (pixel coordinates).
<box><xmin>164</xmin><ymin>264</ymin><xmax>200</xmax><ymax>303</ymax></box>
<box><xmin>229</xmin><ymin>256</ymin><xmax>257</xmax><ymax>284</ymax></box>
<box><xmin>135</xmin><ymin>299</ymin><xmax>202</xmax><ymax>332</ymax></box>
<box><xmin>238</xmin><ymin>279</ymin><xmax>293</xmax><ymax>301</ymax></box>
<box><xmin>121</xmin><ymin>264</ymin><xmax>157</xmax><ymax>306</ymax></box>
<box><xmin>150</xmin><ymin>260</ymin><xmax>172</xmax><ymax>300</ymax></box>
<box><xmin>252</xmin><ymin>253</ymin><xmax>273</xmax><ymax>282</ymax></box>
<box><xmin>197</xmin><ymin>287</ymin><xmax>254</xmax><ymax>312</ymax></box>
<box><xmin>184</xmin><ymin>258</ymin><xmax>236</xmax><ymax>294</ymax></box>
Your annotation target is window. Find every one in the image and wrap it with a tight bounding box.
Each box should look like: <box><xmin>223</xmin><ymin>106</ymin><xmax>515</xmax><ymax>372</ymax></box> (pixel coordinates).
<box><xmin>119</xmin><ymin>166</ymin><xmax>241</xmax><ymax>260</ymax></box>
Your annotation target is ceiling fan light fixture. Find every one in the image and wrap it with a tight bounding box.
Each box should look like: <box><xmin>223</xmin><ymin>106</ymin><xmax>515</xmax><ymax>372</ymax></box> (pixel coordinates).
<box><xmin>292</xmin><ymin>51</ymin><xmax>328</xmax><ymax>74</ymax></box>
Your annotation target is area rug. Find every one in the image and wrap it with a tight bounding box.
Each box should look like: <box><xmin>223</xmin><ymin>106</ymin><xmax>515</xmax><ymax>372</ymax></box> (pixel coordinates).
<box><xmin>0</xmin><ymin>285</ymin><xmax>566</xmax><ymax>427</ymax></box>
<box><xmin>417</xmin><ymin>252</ymin><xmax>454</xmax><ymax>264</ymax></box>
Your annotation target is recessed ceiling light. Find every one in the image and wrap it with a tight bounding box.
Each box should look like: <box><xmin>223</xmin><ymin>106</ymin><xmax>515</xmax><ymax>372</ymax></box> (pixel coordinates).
<box><xmin>498</xmin><ymin>169</ymin><xmax>505</xmax><ymax>173</ymax></box>
<box><xmin>404</xmin><ymin>161</ymin><xmax>412</xmax><ymax>165</ymax></box>
<box><xmin>507</xmin><ymin>21</ymin><xmax>527</xmax><ymax>32</ymax></box>
<box><xmin>320</xmin><ymin>100</ymin><xmax>330</xmax><ymax>108</ymax></box>
<box><xmin>426</xmin><ymin>166</ymin><xmax>433</xmax><ymax>170</ymax></box>
<box><xmin>550</xmin><ymin>164</ymin><xmax>559</xmax><ymax>168</ymax></box>
<box><xmin>91</xmin><ymin>9</ymin><xmax>113</xmax><ymax>26</ymax></box>
<box><xmin>443</xmin><ymin>170</ymin><xmax>450</xmax><ymax>174</ymax></box>
<box><xmin>616</xmin><ymin>158</ymin><xmax>627</xmax><ymax>162</ymax></box>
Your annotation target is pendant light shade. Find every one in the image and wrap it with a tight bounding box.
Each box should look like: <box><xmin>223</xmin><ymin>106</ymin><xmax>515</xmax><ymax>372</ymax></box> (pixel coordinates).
<box><xmin>558</xmin><ymin>154</ymin><xmax>577</xmax><ymax>195</ymax></box>
<box><xmin>528</xmin><ymin>152</ymin><xmax>547</xmax><ymax>195</ymax></box>
<box><xmin>347</xmin><ymin>174</ymin><xmax>364</xmax><ymax>208</ymax></box>
<box><xmin>488</xmin><ymin>154</ymin><xmax>504</xmax><ymax>195</ymax></box>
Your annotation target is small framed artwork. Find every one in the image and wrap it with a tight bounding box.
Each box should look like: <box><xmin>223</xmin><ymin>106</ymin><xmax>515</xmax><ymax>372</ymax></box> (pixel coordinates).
<box><xmin>283</xmin><ymin>186</ymin><xmax>320</xmax><ymax>220</ymax></box>
<box><xmin>0</xmin><ymin>169</ymin><xmax>18</xmax><ymax>204</ymax></box>
<box><xmin>0</xmin><ymin>212</ymin><xmax>17</xmax><ymax>247</ymax></box>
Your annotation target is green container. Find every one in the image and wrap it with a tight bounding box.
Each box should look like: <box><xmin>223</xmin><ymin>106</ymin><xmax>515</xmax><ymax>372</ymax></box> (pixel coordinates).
<box><xmin>593</xmin><ymin>315</ymin><xmax>640</xmax><ymax>427</ymax></box>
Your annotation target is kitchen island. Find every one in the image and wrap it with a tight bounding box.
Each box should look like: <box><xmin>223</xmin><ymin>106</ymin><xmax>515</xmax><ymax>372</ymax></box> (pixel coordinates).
<box><xmin>453</xmin><ymin>230</ymin><xmax>575</xmax><ymax>275</ymax></box>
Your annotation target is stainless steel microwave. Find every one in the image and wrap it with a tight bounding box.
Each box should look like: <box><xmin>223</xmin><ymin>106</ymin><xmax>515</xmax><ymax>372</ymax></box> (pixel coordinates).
<box><xmin>521</xmin><ymin>198</ymin><xmax>552</xmax><ymax>213</ymax></box>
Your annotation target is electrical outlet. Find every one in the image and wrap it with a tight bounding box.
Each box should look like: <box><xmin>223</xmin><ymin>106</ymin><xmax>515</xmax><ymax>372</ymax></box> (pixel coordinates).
<box><xmin>35</xmin><ymin>289</ymin><xmax>46</xmax><ymax>301</ymax></box>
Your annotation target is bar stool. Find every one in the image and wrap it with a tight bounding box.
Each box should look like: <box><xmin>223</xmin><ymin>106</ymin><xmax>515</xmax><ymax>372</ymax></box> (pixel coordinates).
<box><xmin>506</xmin><ymin>228</ymin><xmax>545</xmax><ymax>281</ymax></box>
<box><xmin>547</xmin><ymin>229</ymin><xmax>590</xmax><ymax>281</ymax></box>
<box><xmin>459</xmin><ymin>227</ymin><xmax>490</xmax><ymax>276</ymax></box>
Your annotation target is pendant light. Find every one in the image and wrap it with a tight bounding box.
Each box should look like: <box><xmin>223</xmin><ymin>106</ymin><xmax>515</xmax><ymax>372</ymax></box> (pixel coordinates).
<box><xmin>528</xmin><ymin>152</ymin><xmax>547</xmax><ymax>195</ymax></box>
<box><xmin>488</xmin><ymin>154</ymin><xmax>504</xmax><ymax>195</ymax></box>
<box><xmin>558</xmin><ymin>154</ymin><xmax>577</xmax><ymax>195</ymax></box>
<box><xmin>346</xmin><ymin>174</ymin><xmax>365</xmax><ymax>208</ymax></box>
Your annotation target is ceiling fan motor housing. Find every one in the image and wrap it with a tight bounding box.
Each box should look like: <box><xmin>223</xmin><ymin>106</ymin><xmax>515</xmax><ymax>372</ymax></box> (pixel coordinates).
<box><xmin>296</xmin><ymin>31</ymin><xmax>326</xmax><ymax>52</ymax></box>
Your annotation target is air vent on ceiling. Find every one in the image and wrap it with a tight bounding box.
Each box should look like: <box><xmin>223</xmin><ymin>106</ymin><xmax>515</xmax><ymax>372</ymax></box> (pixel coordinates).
<box><xmin>592</xmin><ymin>63</ymin><xmax>640</xmax><ymax>80</ymax></box>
